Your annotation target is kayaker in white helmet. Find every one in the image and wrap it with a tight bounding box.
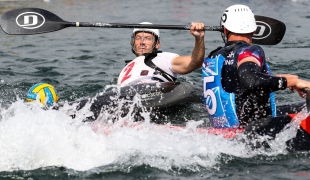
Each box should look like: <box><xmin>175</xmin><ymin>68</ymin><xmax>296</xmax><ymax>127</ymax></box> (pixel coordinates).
<box><xmin>203</xmin><ymin>4</ymin><xmax>310</xmax><ymax>151</ymax></box>
<box><xmin>118</xmin><ymin>22</ymin><xmax>205</xmax><ymax>86</ymax></box>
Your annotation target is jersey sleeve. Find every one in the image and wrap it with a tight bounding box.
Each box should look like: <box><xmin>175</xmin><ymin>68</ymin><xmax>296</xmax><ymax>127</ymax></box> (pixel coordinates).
<box><xmin>237</xmin><ymin>45</ymin><xmax>265</xmax><ymax>67</ymax></box>
<box><xmin>153</xmin><ymin>52</ymin><xmax>180</xmax><ymax>77</ymax></box>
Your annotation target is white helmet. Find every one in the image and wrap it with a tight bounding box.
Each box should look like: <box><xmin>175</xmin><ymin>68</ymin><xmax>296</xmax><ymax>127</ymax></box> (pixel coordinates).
<box><xmin>221</xmin><ymin>4</ymin><xmax>257</xmax><ymax>34</ymax></box>
<box><xmin>132</xmin><ymin>22</ymin><xmax>160</xmax><ymax>38</ymax></box>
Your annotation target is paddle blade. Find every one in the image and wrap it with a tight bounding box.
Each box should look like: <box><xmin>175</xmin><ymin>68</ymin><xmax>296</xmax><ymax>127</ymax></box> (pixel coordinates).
<box><xmin>253</xmin><ymin>15</ymin><xmax>286</xmax><ymax>45</ymax></box>
<box><xmin>0</xmin><ymin>8</ymin><xmax>69</xmax><ymax>35</ymax></box>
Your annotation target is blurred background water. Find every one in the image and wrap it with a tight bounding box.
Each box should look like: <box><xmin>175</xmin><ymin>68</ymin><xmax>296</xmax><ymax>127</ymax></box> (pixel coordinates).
<box><xmin>0</xmin><ymin>0</ymin><xmax>310</xmax><ymax>179</ymax></box>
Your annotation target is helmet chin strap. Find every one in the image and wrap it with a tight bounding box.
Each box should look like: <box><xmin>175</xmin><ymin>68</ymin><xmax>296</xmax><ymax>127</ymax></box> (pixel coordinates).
<box><xmin>221</xmin><ymin>31</ymin><xmax>226</xmax><ymax>44</ymax></box>
<box><xmin>221</xmin><ymin>27</ymin><xmax>229</xmax><ymax>44</ymax></box>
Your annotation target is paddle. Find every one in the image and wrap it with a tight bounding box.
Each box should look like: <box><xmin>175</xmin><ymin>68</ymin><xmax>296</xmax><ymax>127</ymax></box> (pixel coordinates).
<box><xmin>0</xmin><ymin>8</ymin><xmax>286</xmax><ymax>45</ymax></box>
<box><xmin>303</xmin><ymin>88</ymin><xmax>310</xmax><ymax>113</ymax></box>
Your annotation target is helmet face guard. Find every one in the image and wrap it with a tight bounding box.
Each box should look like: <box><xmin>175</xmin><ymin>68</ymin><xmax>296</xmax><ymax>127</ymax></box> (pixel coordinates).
<box><xmin>130</xmin><ymin>22</ymin><xmax>160</xmax><ymax>56</ymax></box>
<box><xmin>130</xmin><ymin>31</ymin><xmax>159</xmax><ymax>55</ymax></box>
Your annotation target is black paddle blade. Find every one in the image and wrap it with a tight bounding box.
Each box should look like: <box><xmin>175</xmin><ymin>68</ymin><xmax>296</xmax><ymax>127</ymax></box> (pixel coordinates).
<box><xmin>0</xmin><ymin>8</ymin><xmax>70</xmax><ymax>35</ymax></box>
<box><xmin>253</xmin><ymin>15</ymin><xmax>286</xmax><ymax>45</ymax></box>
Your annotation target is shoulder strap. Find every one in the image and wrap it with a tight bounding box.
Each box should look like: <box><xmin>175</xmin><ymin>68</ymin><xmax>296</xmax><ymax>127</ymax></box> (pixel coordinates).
<box><xmin>208</xmin><ymin>46</ymin><xmax>222</xmax><ymax>58</ymax></box>
<box><xmin>143</xmin><ymin>50</ymin><xmax>162</xmax><ymax>68</ymax></box>
<box><xmin>124</xmin><ymin>60</ymin><xmax>132</xmax><ymax>65</ymax></box>
<box><xmin>223</xmin><ymin>41</ymin><xmax>244</xmax><ymax>56</ymax></box>
<box><xmin>123</xmin><ymin>51</ymin><xmax>162</xmax><ymax>66</ymax></box>
<box><xmin>122</xmin><ymin>51</ymin><xmax>176</xmax><ymax>82</ymax></box>
<box><xmin>144</xmin><ymin>51</ymin><xmax>177</xmax><ymax>82</ymax></box>
<box><xmin>208</xmin><ymin>41</ymin><xmax>245</xmax><ymax>58</ymax></box>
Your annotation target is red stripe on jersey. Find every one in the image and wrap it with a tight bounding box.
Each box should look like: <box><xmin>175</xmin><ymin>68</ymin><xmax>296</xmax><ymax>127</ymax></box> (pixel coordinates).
<box><xmin>237</xmin><ymin>49</ymin><xmax>263</xmax><ymax>67</ymax></box>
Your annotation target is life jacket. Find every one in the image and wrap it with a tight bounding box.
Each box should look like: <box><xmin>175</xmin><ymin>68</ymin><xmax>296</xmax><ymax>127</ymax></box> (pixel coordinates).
<box><xmin>202</xmin><ymin>42</ymin><xmax>277</xmax><ymax>128</ymax></box>
<box><xmin>118</xmin><ymin>51</ymin><xmax>176</xmax><ymax>86</ymax></box>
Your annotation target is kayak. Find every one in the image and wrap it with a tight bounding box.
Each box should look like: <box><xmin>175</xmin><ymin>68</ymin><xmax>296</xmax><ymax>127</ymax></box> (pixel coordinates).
<box><xmin>69</xmin><ymin>81</ymin><xmax>310</xmax><ymax>151</ymax></box>
<box><xmin>73</xmin><ymin>82</ymin><xmax>305</xmax><ymax>133</ymax></box>
<box><xmin>75</xmin><ymin>81</ymin><xmax>305</xmax><ymax>121</ymax></box>
<box><xmin>75</xmin><ymin>82</ymin><xmax>203</xmax><ymax>121</ymax></box>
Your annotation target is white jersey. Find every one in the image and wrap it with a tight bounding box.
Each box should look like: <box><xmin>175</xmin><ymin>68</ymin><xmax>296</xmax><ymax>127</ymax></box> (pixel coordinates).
<box><xmin>117</xmin><ymin>52</ymin><xmax>179</xmax><ymax>87</ymax></box>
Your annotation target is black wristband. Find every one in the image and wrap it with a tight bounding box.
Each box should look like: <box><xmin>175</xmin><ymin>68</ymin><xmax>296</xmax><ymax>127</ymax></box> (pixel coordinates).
<box><xmin>277</xmin><ymin>77</ymin><xmax>287</xmax><ymax>90</ymax></box>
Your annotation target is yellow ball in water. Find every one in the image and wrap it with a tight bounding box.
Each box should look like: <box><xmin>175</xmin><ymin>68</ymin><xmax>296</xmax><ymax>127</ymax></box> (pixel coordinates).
<box><xmin>26</xmin><ymin>83</ymin><xmax>58</xmax><ymax>106</ymax></box>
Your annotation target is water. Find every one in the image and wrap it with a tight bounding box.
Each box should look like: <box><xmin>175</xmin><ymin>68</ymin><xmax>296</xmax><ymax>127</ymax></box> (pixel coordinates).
<box><xmin>0</xmin><ymin>0</ymin><xmax>310</xmax><ymax>179</ymax></box>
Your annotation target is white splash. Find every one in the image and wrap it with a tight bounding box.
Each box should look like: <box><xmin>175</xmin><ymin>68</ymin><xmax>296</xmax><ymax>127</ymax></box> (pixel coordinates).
<box><xmin>0</xmin><ymin>96</ymin><xmax>306</xmax><ymax>172</ymax></box>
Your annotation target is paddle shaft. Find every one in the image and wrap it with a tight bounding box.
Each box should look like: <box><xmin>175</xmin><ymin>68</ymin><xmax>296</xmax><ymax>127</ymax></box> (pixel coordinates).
<box><xmin>69</xmin><ymin>22</ymin><xmax>222</xmax><ymax>31</ymax></box>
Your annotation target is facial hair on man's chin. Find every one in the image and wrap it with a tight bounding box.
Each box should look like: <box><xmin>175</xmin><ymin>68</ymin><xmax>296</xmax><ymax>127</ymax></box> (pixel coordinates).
<box><xmin>135</xmin><ymin>51</ymin><xmax>144</xmax><ymax>56</ymax></box>
<box><xmin>136</xmin><ymin>49</ymin><xmax>151</xmax><ymax>55</ymax></box>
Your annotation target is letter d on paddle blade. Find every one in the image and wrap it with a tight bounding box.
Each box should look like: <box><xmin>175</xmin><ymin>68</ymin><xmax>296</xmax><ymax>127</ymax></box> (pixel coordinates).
<box><xmin>253</xmin><ymin>15</ymin><xmax>286</xmax><ymax>45</ymax></box>
<box><xmin>0</xmin><ymin>8</ymin><xmax>67</xmax><ymax>35</ymax></box>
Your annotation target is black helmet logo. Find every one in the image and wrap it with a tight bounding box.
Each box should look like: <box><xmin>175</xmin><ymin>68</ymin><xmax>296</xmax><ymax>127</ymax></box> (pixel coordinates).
<box><xmin>222</xmin><ymin>10</ymin><xmax>228</xmax><ymax>23</ymax></box>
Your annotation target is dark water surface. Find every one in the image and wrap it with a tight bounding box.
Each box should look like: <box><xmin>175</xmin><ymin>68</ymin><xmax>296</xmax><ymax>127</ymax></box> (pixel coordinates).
<box><xmin>0</xmin><ymin>0</ymin><xmax>310</xmax><ymax>179</ymax></box>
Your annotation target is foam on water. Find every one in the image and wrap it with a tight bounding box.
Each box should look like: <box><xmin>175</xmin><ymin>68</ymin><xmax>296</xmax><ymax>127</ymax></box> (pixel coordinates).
<box><xmin>0</xmin><ymin>95</ymin><xmax>307</xmax><ymax>172</ymax></box>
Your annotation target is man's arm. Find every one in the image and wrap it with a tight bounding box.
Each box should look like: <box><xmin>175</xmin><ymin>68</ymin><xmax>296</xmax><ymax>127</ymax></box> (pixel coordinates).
<box><xmin>238</xmin><ymin>57</ymin><xmax>310</xmax><ymax>97</ymax></box>
<box><xmin>171</xmin><ymin>22</ymin><xmax>205</xmax><ymax>74</ymax></box>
